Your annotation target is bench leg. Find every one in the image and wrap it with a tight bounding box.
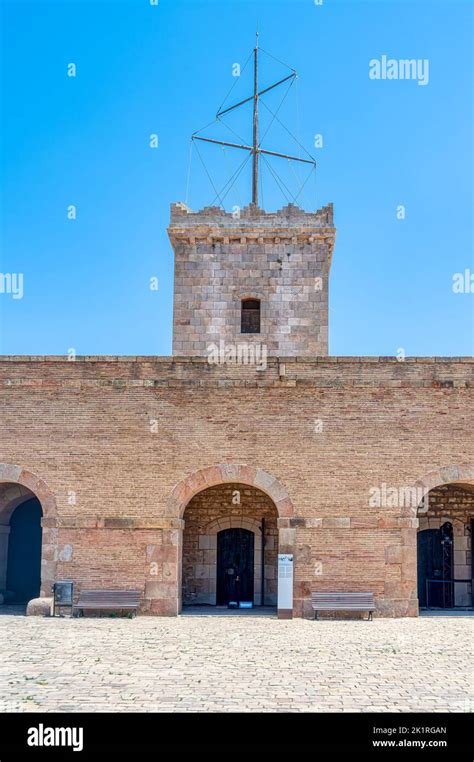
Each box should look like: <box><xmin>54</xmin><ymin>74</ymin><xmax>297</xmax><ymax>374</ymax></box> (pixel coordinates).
<box><xmin>368</xmin><ymin>611</ymin><xmax>373</xmax><ymax>621</ymax></box>
<box><xmin>314</xmin><ymin>611</ymin><xmax>318</xmax><ymax>621</ymax></box>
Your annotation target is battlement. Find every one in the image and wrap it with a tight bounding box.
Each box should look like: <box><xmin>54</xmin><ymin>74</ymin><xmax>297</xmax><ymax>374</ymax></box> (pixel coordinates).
<box><xmin>170</xmin><ymin>201</ymin><xmax>333</xmax><ymax>225</ymax></box>
<box><xmin>168</xmin><ymin>202</ymin><xmax>335</xmax><ymax>246</ymax></box>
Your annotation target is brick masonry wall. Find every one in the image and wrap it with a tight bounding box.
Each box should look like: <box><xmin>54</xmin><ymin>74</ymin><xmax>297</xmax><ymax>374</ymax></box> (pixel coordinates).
<box><xmin>0</xmin><ymin>356</ymin><xmax>472</xmax><ymax>617</ymax></box>
<box><xmin>168</xmin><ymin>203</ymin><xmax>335</xmax><ymax>356</ymax></box>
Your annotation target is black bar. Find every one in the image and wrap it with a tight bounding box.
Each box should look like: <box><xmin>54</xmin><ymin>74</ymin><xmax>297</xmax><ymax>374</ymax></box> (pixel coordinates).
<box><xmin>0</xmin><ymin>712</ymin><xmax>471</xmax><ymax>757</ymax></box>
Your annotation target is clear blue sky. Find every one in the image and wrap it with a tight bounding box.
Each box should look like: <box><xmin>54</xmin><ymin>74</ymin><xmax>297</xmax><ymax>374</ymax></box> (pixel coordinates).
<box><xmin>0</xmin><ymin>0</ymin><xmax>472</xmax><ymax>356</ymax></box>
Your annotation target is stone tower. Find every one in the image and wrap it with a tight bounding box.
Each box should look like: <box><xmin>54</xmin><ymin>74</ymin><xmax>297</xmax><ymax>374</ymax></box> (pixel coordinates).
<box><xmin>168</xmin><ymin>201</ymin><xmax>336</xmax><ymax>357</ymax></box>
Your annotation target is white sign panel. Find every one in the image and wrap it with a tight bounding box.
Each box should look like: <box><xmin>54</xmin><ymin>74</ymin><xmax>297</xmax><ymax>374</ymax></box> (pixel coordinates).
<box><xmin>277</xmin><ymin>553</ymin><xmax>294</xmax><ymax>610</ymax></box>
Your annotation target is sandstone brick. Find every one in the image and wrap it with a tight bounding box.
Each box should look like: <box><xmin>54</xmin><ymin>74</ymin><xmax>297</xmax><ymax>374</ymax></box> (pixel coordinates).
<box><xmin>385</xmin><ymin>545</ymin><xmax>402</xmax><ymax>564</ymax></box>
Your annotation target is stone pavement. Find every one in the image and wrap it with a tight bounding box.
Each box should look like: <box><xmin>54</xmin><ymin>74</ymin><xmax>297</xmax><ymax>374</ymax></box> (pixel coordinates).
<box><xmin>0</xmin><ymin>612</ymin><xmax>472</xmax><ymax>712</ymax></box>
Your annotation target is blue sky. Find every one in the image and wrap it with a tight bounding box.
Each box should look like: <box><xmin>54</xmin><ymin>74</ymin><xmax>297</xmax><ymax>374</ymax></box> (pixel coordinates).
<box><xmin>0</xmin><ymin>0</ymin><xmax>472</xmax><ymax>356</ymax></box>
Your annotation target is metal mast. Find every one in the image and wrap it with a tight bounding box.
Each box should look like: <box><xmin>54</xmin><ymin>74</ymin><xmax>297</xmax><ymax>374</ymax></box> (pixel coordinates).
<box><xmin>252</xmin><ymin>31</ymin><xmax>259</xmax><ymax>205</ymax></box>
<box><xmin>192</xmin><ymin>34</ymin><xmax>316</xmax><ymax>207</ymax></box>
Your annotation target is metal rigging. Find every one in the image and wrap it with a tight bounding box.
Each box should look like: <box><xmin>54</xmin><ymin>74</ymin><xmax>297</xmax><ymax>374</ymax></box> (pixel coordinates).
<box><xmin>191</xmin><ymin>33</ymin><xmax>316</xmax><ymax>206</ymax></box>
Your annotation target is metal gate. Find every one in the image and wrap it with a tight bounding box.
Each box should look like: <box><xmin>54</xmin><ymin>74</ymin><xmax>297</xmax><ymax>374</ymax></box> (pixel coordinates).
<box><xmin>417</xmin><ymin>522</ymin><xmax>461</xmax><ymax>608</ymax></box>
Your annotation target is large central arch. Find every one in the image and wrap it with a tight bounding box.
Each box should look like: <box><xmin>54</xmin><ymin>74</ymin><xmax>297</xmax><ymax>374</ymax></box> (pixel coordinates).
<box><xmin>168</xmin><ymin>464</ymin><xmax>295</xmax><ymax>618</ymax></box>
<box><xmin>168</xmin><ymin>464</ymin><xmax>294</xmax><ymax>519</ymax></box>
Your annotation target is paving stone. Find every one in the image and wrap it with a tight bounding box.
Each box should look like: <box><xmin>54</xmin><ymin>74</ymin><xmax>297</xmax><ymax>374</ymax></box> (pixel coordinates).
<box><xmin>0</xmin><ymin>613</ymin><xmax>472</xmax><ymax>712</ymax></box>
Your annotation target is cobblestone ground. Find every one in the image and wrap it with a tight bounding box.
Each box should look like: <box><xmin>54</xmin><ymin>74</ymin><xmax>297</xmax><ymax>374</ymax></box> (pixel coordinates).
<box><xmin>0</xmin><ymin>613</ymin><xmax>472</xmax><ymax>712</ymax></box>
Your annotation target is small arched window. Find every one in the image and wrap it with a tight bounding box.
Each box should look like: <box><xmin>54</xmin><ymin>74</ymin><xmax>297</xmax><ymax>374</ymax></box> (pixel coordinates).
<box><xmin>241</xmin><ymin>298</ymin><xmax>261</xmax><ymax>334</ymax></box>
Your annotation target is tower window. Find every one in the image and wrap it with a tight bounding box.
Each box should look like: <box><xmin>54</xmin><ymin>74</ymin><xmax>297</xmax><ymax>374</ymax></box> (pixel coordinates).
<box><xmin>241</xmin><ymin>298</ymin><xmax>261</xmax><ymax>334</ymax></box>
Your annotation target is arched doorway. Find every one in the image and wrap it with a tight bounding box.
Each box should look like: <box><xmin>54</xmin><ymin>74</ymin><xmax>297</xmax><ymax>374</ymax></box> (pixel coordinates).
<box><xmin>415</xmin><ymin>470</ymin><xmax>474</xmax><ymax>610</ymax></box>
<box><xmin>0</xmin><ymin>465</ymin><xmax>58</xmax><ymax>608</ymax></box>
<box><xmin>6</xmin><ymin>498</ymin><xmax>42</xmax><ymax>604</ymax></box>
<box><xmin>182</xmin><ymin>483</ymin><xmax>279</xmax><ymax>609</ymax></box>
<box><xmin>167</xmin><ymin>464</ymin><xmax>295</xmax><ymax>617</ymax></box>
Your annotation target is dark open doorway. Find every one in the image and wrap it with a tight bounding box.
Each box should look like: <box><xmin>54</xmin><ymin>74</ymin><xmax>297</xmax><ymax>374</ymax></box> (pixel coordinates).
<box><xmin>6</xmin><ymin>498</ymin><xmax>42</xmax><ymax>604</ymax></box>
<box><xmin>216</xmin><ymin>528</ymin><xmax>254</xmax><ymax>605</ymax></box>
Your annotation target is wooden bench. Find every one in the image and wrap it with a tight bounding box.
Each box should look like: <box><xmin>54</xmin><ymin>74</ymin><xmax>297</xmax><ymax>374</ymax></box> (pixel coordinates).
<box><xmin>311</xmin><ymin>592</ymin><xmax>375</xmax><ymax>620</ymax></box>
<box><xmin>73</xmin><ymin>589</ymin><xmax>142</xmax><ymax>618</ymax></box>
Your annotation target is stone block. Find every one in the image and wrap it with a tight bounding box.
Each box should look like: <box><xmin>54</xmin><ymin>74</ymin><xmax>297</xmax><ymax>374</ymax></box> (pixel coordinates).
<box><xmin>26</xmin><ymin>597</ymin><xmax>52</xmax><ymax>617</ymax></box>
<box><xmin>145</xmin><ymin>581</ymin><xmax>177</xmax><ymax>599</ymax></box>
<box><xmin>385</xmin><ymin>544</ymin><xmax>402</xmax><ymax>564</ymax></box>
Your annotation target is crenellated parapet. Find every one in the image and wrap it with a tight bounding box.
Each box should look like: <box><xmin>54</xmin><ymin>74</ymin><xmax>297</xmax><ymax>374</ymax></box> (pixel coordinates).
<box><xmin>168</xmin><ymin>203</ymin><xmax>335</xmax><ymax>251</ymax></box>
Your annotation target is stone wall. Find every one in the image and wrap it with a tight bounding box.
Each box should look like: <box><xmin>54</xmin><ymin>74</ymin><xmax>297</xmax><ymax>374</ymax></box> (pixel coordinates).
<box><xmin>0</xmin><ymin>356</ymin><xmax>472</xmax><ymax>616</ymax></box>
<box><xmin>168</xmin><ymin>202</ymin><xmax>335</xmax><ymax>356</ymax></box>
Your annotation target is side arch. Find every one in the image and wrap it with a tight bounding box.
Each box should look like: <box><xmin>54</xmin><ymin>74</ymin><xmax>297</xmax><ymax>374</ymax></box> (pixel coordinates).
<box><xmin>0</xmin><ymin>464</ymin><xmax>58</xmax><ymax>521</ymax></box>
<box><xmin>0</xmin><ymin>464</ymin><xmax>58</xmax><ymax>599</ymax></box>
<box><xmin>411</xmin><ymin>464</ymin><xmax>474</xmax><ymax>517</ymax></box>
<box><xmin>410</xmin><ymin>464</ymin><xmax>474</xmax><ymax>613</ymax></box>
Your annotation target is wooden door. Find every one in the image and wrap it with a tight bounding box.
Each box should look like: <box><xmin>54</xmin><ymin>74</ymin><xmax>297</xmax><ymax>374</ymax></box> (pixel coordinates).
<box><xmin>216</xmin><ymin>528</ymin><xmax>254</xmax><ymax>605</ymax></box>
<box><xmin>6</xmin><ymin>498</ymin><xmax>42</xmax><ymax>604</ymax></box>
